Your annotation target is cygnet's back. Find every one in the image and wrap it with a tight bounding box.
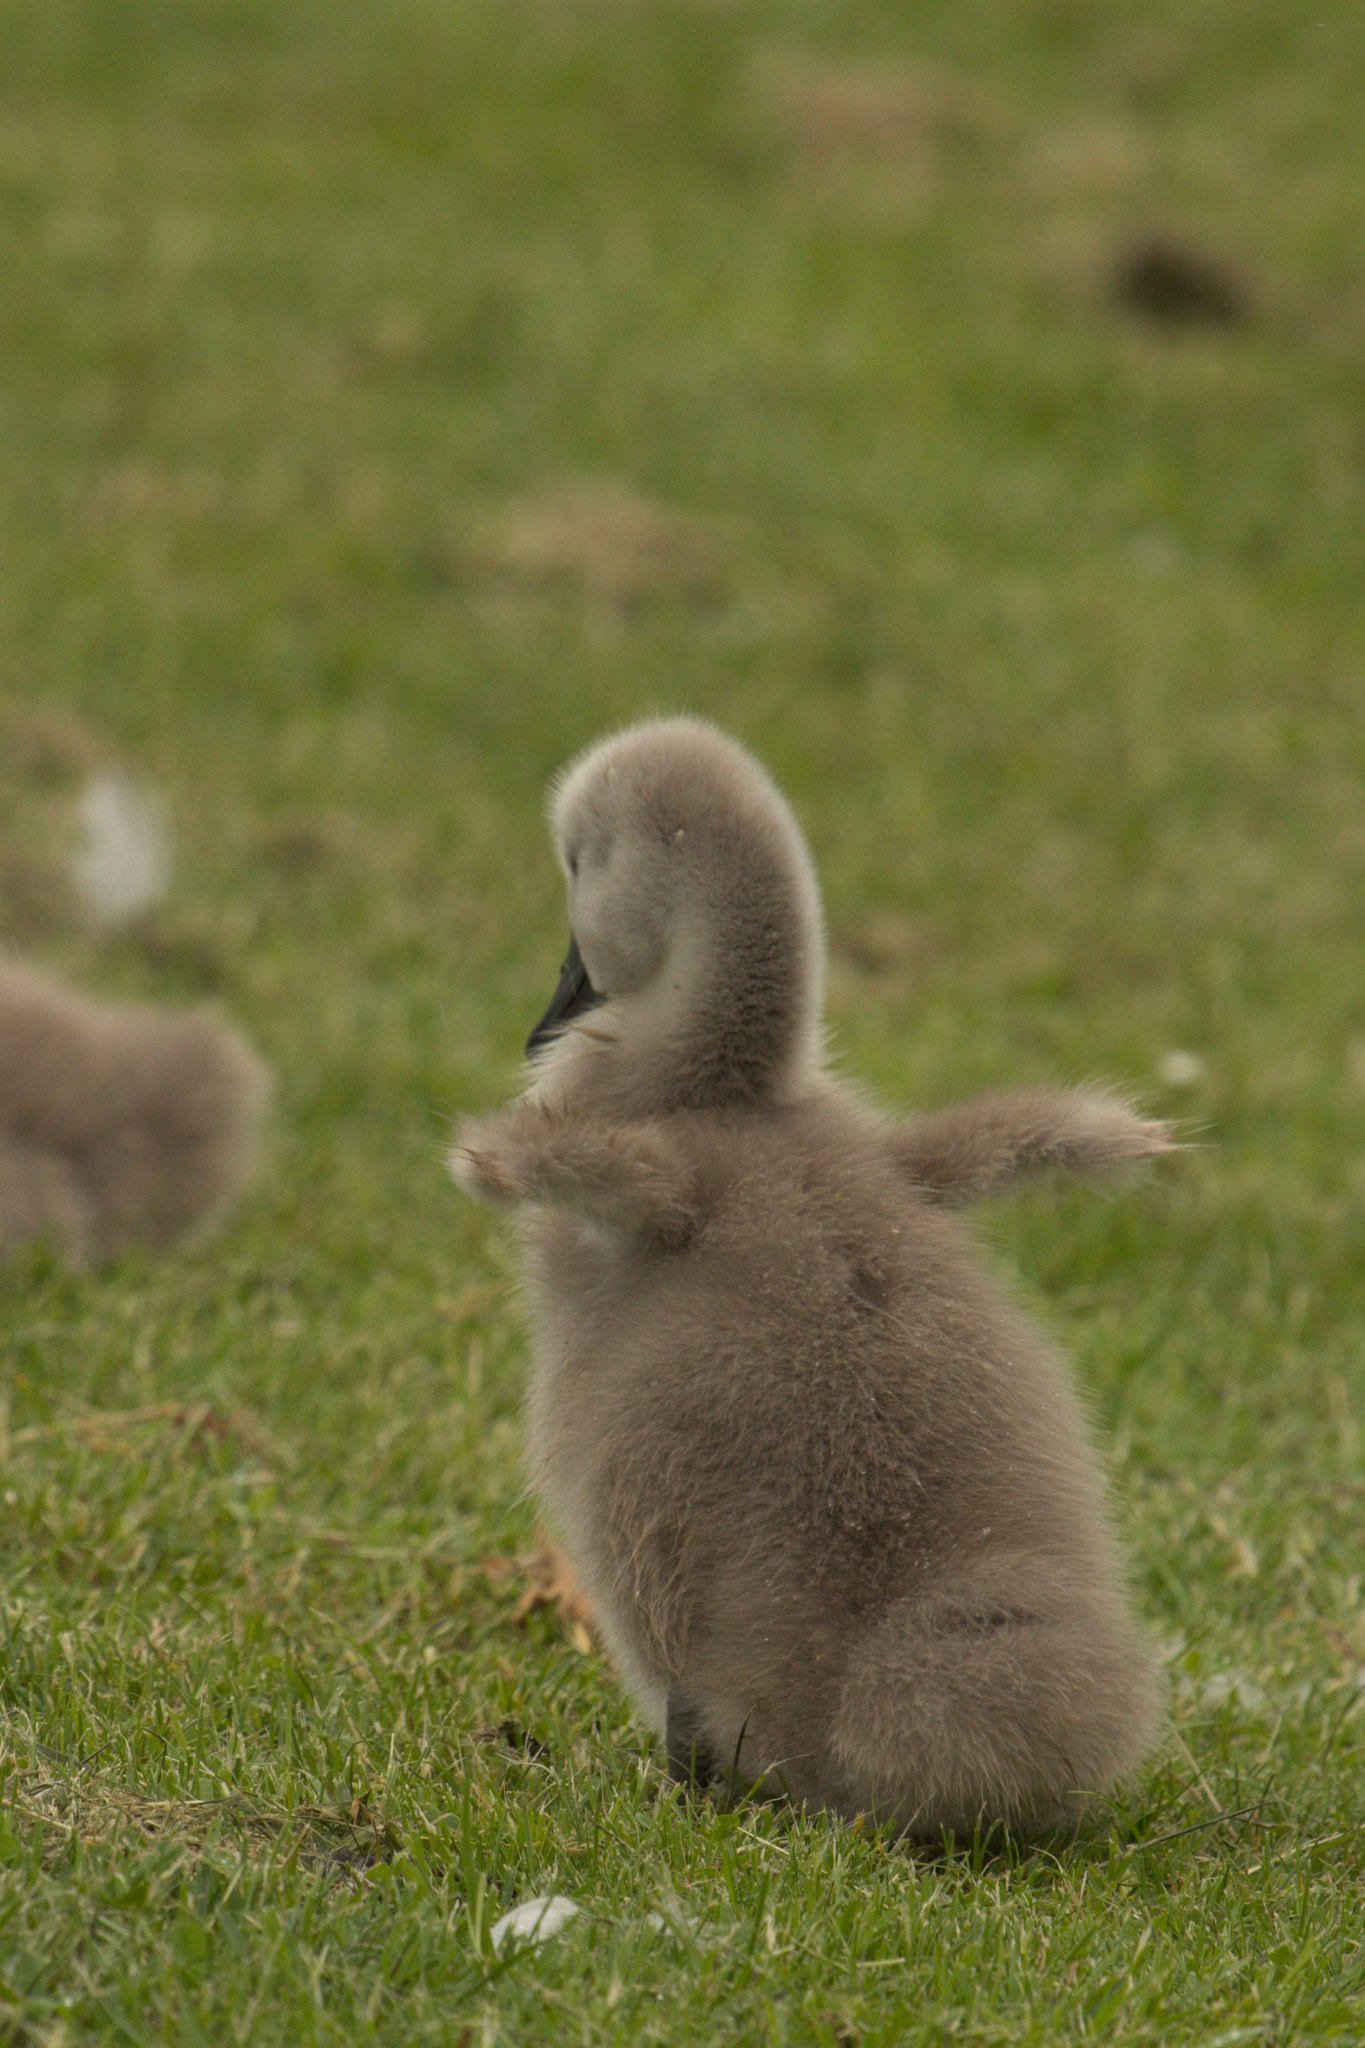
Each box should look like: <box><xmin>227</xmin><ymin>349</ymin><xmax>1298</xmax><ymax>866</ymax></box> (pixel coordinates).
<box><xmin>453</xmin><ymin>717</ymin><xmax>1170</xmax><ymax>1838</ymax></box>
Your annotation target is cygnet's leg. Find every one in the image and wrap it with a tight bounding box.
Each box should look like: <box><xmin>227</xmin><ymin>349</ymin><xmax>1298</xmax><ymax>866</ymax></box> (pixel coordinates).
<box><xmin>451</xmin><ymin>1106</ymin><xmax>702</xmax><ymax>1250</ymax></box>
<box><xmin>665</xmin><ymin>1691</ymin><xmax>723</xmax><ymax>1793</ymax></box>
<box><xmin>889</xmin><ymin>1087</ymin><xmax>1177</xmax><ymax>1208</ymax></box>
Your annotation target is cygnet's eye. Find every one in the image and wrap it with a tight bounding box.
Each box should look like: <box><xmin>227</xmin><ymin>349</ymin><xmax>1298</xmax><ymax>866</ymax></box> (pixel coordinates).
<box><xmin>566</xmin><ymin>851</ymin><xmax>579</xmax><ymax>880</ymax></box>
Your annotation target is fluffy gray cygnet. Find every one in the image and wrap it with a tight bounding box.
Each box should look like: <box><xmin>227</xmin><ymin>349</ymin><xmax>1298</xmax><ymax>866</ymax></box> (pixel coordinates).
<box><xmin>0</xmin><ymin>960</ymin><xmax>268</xmax><ymax>1267</ymax></box>
<box><xmin>451</xmin><ymin>716</ymin><xmax>1172</xmax><ymax>1839</ymax></box>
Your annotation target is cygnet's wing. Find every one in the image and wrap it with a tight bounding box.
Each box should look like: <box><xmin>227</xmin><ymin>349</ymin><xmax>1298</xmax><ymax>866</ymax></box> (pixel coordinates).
<box><xmin>451</xmin><ymin>1103</ymin><xmax>702</xmax><ymax>1250</ymax></box>
<box><xmin>888</xmin><ymin>1086</ymin><xmax>1178</xmax><ymax>1207</ymax></box>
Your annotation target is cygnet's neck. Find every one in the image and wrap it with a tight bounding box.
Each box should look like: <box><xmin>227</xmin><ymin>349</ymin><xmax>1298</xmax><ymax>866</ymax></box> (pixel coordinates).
<box><xmin>530</xmin><ymin>866</ymin><xmax>825</xmax><ymax>1121</ymax></box>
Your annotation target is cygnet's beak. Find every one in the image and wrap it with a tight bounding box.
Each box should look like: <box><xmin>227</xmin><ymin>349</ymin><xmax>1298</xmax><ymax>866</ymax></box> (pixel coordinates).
<box><xmin>525</xmin><ymin>934</ymin><xmax>605</xmax><ymax>1058</ymax></box>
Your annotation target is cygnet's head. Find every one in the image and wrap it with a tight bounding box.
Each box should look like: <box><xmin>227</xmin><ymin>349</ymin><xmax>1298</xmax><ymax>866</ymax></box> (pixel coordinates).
<box><xmin>525</xmin><ymin>717</ymin><xmax>826</xmax><ymax>1115</ymax></box>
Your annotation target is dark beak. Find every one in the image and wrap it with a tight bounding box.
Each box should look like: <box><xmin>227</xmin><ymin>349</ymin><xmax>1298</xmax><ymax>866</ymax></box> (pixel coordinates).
<box><xmin>525</xmin><ymin>934</ymin><xmax>604</xmax><ymax>1059</ymax></box>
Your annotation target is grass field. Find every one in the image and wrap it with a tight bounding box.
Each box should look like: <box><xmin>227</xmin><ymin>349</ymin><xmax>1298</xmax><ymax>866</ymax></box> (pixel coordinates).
<box><xmin>2</xmin><ymin>0</ymin><xmax>1364</xmax><ymax>2040</ymax></box>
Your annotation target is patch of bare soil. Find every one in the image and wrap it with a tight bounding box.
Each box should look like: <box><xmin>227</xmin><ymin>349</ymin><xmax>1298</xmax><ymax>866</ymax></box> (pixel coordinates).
<box><xmin>472</xmin><ymin>480</ymin><xmax>729</xmax><ymax>610</ymax></box>
<box><xmin>763</xmin><ymin>53</ymin><xmax>996</xmax><ymax>208</ymax></box>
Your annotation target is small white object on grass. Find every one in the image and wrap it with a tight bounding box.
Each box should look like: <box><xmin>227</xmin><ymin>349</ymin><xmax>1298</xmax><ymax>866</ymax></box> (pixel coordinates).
<box><xmin>72</xmin><ymin>772</ymin><xmax>171</xmax><ymax>927</ymax></box>
<box><xmin>489</xmin><ymin>1895</ymin><xmax>579</xmax><ymax>1952</ymax></box>
<box><xmin>1157</xmin><ymin>1049</ymin><xmax>1206</xmax><ymax>1088</ymax></box>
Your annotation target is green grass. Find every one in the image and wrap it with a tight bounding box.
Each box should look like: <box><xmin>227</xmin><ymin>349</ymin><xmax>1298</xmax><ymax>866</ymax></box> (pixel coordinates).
<box><xmin>2</xmin><ymin>0</ymin><xmax>1363</xmax><ymax>2039</ymax></box>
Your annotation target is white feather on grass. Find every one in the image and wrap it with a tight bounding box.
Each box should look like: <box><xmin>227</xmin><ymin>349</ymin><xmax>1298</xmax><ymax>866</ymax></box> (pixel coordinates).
<box><xmin>489</xmin><ymin>1896</ymin><xmax>579</xmax><ymax>1952</ymax></box>
<box><xmin>72</xmin><ymin>773</ymin><xmax>171</xmax><ymax>927</ymax></box>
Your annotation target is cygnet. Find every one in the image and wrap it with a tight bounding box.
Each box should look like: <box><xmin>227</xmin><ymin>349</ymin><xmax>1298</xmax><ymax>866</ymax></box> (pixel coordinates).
<box><xmin>451</xmin><ymin>717</ymin><xmax>1172</xmax><ymax>1839</ymax></box>
<box><xmin>0</xmin><ymin>959</ymin><xmax>268</xmax><ymax>1267</ymax></box>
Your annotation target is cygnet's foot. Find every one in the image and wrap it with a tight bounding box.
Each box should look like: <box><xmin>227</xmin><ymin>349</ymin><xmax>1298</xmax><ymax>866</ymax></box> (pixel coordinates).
<box><xmin>665</xmin><ymin>1692</ymin><xmax>721</xmax><ymax>1794</ymax></box>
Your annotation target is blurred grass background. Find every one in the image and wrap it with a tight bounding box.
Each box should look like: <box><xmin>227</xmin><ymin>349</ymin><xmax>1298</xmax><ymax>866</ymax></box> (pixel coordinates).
<box><xmin>2</xmin><ymin>1</ymin><xmax>1363</xmax><ymax>2040</ymax></box>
